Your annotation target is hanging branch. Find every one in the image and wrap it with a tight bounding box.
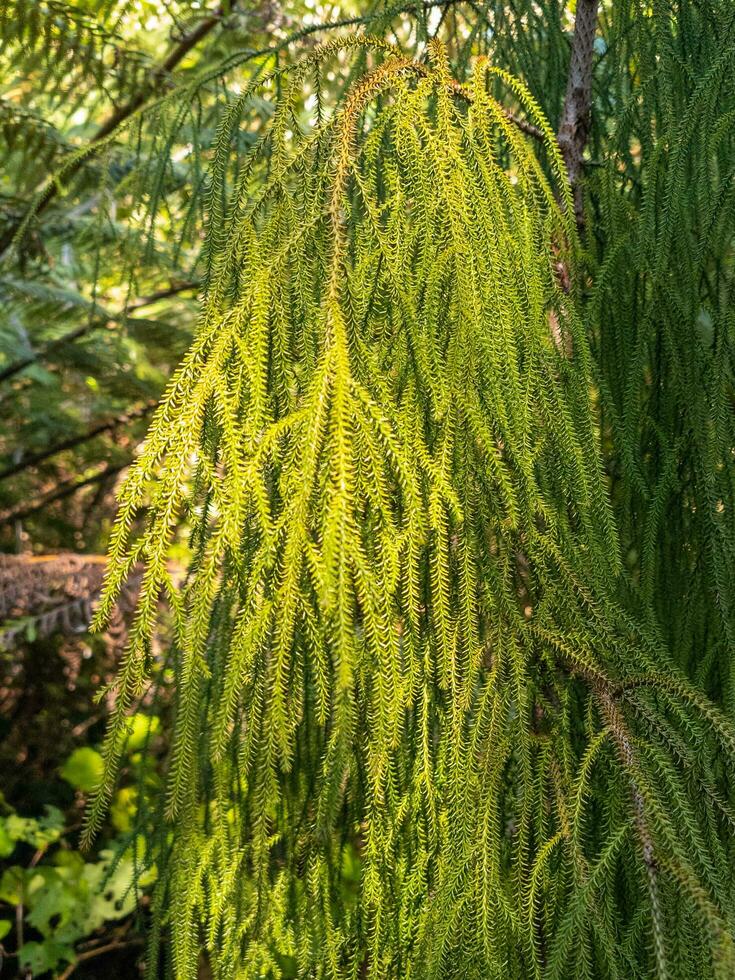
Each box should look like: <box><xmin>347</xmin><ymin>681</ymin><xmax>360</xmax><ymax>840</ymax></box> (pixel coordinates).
<box><xmin>557</xmin><ymin>2</ymin><xmax>666</xmax><ymax>959</ymax></box>
<box><xmin>0</xmin><ymin>1</ymin><xmax>538</xmax><ymax>264</ymax></box>
<box><xmin>595</xmin><ymin>688</ymin><xmax>668</xmax><ymax>978</ymax></box>
<box><xmin>557</xmin><ymin>0</ymin><xmax>600</xmax><ymax>229</ymax></box>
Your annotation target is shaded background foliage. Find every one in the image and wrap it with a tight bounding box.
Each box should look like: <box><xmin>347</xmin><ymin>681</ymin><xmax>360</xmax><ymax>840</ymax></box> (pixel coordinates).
<box><xmin>0</xmin><ymin>1</ymin><xmax>733</xmax><ymax>978</ymax></box>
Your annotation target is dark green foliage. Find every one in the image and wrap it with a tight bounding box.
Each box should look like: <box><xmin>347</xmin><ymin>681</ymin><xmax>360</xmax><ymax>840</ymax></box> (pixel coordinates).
<box><xmin>589</xmin><ymin>2</ymin><xmax>735</xmax><ymax>705</ymax></box>
<box><xmin>0</xmin><ymin>737</ymin><xmax>159</xmax><ymax>977</ymax></box>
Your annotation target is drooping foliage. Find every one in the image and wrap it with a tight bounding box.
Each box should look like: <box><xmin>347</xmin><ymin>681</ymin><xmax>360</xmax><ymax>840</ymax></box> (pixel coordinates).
<box><xmin>80</xmin><ymin>29</ymin><xmax>735</xmax><ymax>980</ymax></box>
<box><xmin>588</xmin><ymin>2</ymin><xmax>735</xmax><ymax>706</ymax></box>
<box><xmin>0</xmin><ymin>0</ymin><xmax>451</xmax><ymax>549</ymax></box>
<box><xmin>2</xmin><ymin>2</ymin><xmax>735</xmax><ymax>979</ymax></box>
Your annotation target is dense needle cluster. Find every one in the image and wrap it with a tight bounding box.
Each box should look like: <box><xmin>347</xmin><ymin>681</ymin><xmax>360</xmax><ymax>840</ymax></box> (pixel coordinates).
<box><xmin>81</xmin><ymin>34</ymin><xmax>735</xmax><ymax>980</ymax></box>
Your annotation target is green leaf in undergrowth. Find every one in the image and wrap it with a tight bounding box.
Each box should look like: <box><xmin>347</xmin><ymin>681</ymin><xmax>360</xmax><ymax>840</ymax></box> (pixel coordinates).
<box><xmin>60</xmin><ymin>746</ymin><xmax>104</xmax><ymax>793</ymax></box>
<box><xmin>22</xmin><ymin>847</ymin><xmax>138</xmax><ymax>940</ymax></box>
<box><xmin>25</xmin><ymin>864</ymin><xmax>87</xmax><ymax>940</ymax></box>
<box><xmin>0</xmin><ymin>918</ymin><xmax>12</xmax><ymax>940</ymax></box>
<box><xmin>9</xmin><ymin>843</ymin><xmax>147</xmax><ymax>975</ymax></box>
<box><xmin>0</xmin><ymin>819</ymin><xmax>14</xmax><ymax>858</ymax></box>
<box><xmin>111</xmin><ymin>786</ymin><xmax>138</xmax><ymax>832</ymax></box>
<box><xmin>84</xmin><ymin>849</ymin><xmax>138</xmax><ymax>925</ymax></box>
<box><xmin>3</xmin><ymin>805</ymin><xmax>64</xmax><ymax>850</ymax></box>
<box><xmin>0</xmin><ymin>865</ymin><xmax>25</xmax><ymax>905</ymax></box>
<box><xmin>18</xmin><ymin>939</ymin><xmax>76</xmax><ymax>975</ymax></box>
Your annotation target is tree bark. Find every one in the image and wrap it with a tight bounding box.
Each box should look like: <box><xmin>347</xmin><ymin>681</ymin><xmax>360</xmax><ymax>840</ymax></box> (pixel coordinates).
<box><xmin>557</xmin><ymin>0</ymin><xmax>600</xmax><ymax>230</ymax></box>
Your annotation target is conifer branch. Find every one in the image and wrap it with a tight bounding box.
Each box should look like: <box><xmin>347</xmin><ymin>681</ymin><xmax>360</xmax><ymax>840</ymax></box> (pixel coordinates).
<box><xmin>26</xmin><ymin>15</ymin><xmax>731</xmax><ymax>978</ymax></box>
<box><xmin>595</xmin><ymin>688</ymin><xmax>668</xmax><ymax>979</ymax></box>
<box><xmin>0</xmin><ymin>1</ymin><xmax>542</xmax><ymax>263</ymax></box>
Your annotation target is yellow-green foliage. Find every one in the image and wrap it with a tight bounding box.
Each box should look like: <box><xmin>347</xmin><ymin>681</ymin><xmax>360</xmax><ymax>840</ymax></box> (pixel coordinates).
<box><xmin>90</xmin><ymin>38</ymin><xmax>735</xmax><ymax>980</ymax></box>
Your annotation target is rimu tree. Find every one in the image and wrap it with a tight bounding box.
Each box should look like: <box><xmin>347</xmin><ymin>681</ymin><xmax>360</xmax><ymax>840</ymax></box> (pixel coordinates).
<box><xmin>1</xmin><ymin>2</ymin><xmax>735</xmax><ymax>978</ymax></box>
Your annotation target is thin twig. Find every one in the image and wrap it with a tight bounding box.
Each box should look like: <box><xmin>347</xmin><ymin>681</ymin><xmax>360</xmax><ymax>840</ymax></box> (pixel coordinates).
<box><xmin>57</xmin><ymin>937</ymin><xmax>144</xmax><ymax>980</ymax></box>
<box><xmin>0</xmin><ymin>401</ymin><xmax>155</xmax><ymax>481</ymax></box>
<box><xmin>0</xmin><ymin>281</ymin><xmax>197</xmax><ymax>385</ymax></box>
<box><xmin>0</xmin><ymin>462</ymin><xmax>128</xmax><ymax>526</ymax></box>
